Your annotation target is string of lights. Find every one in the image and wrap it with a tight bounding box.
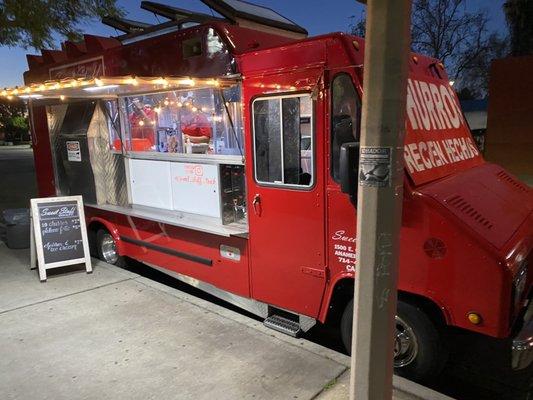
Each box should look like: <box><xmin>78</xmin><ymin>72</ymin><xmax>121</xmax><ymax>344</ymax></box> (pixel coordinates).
<box><xmin>0</xmin><ymin>76</ymin><xmax>234</xmax><ymax>100</ymax></box>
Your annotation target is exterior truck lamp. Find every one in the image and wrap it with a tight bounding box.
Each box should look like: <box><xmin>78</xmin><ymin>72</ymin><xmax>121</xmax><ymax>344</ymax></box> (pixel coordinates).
<box><xmin>468</xmin><ymin>312</ymin><xmax>482</xmax><ymax>325</ymax></box>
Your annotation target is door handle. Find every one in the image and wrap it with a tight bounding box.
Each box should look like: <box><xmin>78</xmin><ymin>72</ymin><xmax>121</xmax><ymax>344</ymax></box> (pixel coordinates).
<box><xmin>252</xmin><ymin>194</ymin><xmax>262</xmax><ymax>216</ymax></box>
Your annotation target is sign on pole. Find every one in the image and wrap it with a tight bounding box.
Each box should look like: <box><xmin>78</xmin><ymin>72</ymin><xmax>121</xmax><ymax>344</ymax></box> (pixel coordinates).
<box><xmin>30</xmin><ymin>196</ymin><xmax>92</xmax><ymax>282</ymax></box>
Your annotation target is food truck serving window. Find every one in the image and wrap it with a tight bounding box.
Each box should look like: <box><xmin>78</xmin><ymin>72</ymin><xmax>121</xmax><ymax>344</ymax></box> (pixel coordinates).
<box><xmin>120</xmin><ymin>85</ymin><xmax>243</xmax><ymax>157</ymax></box>
<box><xmin>253</xmin><ymin>94</ymin><xmax>313</xmax><ymax>187</ymax></box>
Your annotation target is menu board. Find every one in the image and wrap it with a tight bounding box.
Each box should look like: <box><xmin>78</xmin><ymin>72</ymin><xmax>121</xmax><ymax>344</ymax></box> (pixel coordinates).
<box><xmin>30</xmin><ymin>196</ymin><xmax>92</xmax><ymax>281</ymax></box>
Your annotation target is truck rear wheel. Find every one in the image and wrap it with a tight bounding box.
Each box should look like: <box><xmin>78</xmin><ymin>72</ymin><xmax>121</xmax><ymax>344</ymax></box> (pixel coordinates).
<box><xmin>96</xmin><ymin>229</ymin><xmax>125</xmax><ymax>267</ymax></box>
<box><xmin>340</xmin><ymin>299</ymin><xmax>447</xmax><ymax>382</ymax></box>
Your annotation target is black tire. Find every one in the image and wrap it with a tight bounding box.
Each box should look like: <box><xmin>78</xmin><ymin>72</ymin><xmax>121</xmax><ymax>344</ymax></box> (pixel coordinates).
<box><xmin>340</xmin><ymin>299</ymin><xmax>448</xmax><ymax>383</ymax></box>
<box><xmin>96</xmin><ymin>229</ymin><xmax>126</xmax><ymax>267</ymax></box>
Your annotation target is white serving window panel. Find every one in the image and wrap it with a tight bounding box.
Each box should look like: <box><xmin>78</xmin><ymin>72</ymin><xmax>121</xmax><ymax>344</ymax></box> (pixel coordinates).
<box><xmin>128</xmin><ymin>159</ymin><xmax>173</xmax><ymax>210</ymax></box>
<box><xmin>170</xmin><ymin>163</ymin><xmax>221</xmax><ymax>218</ymax></box>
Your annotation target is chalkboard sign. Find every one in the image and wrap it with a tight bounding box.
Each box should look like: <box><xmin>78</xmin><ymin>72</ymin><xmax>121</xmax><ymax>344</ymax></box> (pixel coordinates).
<box><xmin>30</xmin><ymin>196</ymin><xmax>92</xmax><ymax>282</ymax></box>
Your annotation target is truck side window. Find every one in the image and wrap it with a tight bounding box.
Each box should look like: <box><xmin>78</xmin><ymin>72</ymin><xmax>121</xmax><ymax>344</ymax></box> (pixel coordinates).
<box><xmin>331</xmin><ymin>74</ymin><xmax>360</xmax><ymax>182</ymax></box>
<box><xmin>253</xmin><ymin>94</ymin><xmax>313</xmax><ymax>187</ymax></box>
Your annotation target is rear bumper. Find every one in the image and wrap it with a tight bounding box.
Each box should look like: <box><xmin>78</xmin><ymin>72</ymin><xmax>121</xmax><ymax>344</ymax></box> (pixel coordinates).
<box><xmin>512</xmin><ymin>298</ymin><xmax>533</xmax><ymax>370</ymax></box>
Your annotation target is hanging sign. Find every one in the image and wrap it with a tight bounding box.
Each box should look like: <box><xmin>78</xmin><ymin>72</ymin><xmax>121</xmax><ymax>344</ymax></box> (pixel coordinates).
<box><xmin>403</xmin><ymin>76</ymin><xmax>484</xmax><ymax>185</ymax></box>
<box><xmin>30</xmin><ymin>196</ymin><xmax>92</xmax><ymax>282</ymax></box>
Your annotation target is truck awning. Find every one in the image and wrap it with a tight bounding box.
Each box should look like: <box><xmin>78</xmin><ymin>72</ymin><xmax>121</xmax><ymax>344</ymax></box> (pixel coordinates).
<box><xmin>2</xmin><ymin>75</ymin><xmax>240</xmax><ymax>100</ymax></box>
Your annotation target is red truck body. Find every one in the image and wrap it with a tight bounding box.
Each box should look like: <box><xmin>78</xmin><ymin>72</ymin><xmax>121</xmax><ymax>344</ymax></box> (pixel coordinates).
<box><xmin>21</xmin><ymin>11</ymin><xmax>532</xmax><ymax>375</ymax></box>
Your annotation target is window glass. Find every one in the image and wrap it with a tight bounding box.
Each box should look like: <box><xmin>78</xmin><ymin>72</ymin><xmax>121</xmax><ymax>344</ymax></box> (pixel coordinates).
<box><xmin>120</xmin><ymin>85</ymin><xmax>243</xmax><ymax>156</ymax></box>
<box><xmin>331</xmin><ymin>74</ymin><xmax>360</xmax><ymax>181</ymax></box>
<box><xmin>103</xmin><ymin>100</ymin><xmax>122</xmax><ymax>151</ymax></box>
<box><xmin>253</xmin><ymin>95</ymin><xmax>313</xmax><ymax>187</ymax></box>
<box><xmin>254</xmin><ymin>99</ymin><xmax>282</xmax><ymax>183</ymax></box>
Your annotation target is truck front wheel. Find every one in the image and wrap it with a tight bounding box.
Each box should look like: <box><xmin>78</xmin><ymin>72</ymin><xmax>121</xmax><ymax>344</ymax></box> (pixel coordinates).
<box><xmin>340</xmin><ymin>299</ymin><xmax>447</xmax><ymax>382</ymax></box>
<box><xmin>96</xmin><ymin>229</ymin><xmax>126</xmax><ymax>267</ymax></box>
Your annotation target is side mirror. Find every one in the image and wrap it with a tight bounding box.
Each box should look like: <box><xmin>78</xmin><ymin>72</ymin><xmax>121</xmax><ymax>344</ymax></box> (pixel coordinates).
<box><xmin>340</xmin><ymin>142</ymin><xmax>360</xmax><ymax>204</ymax></box>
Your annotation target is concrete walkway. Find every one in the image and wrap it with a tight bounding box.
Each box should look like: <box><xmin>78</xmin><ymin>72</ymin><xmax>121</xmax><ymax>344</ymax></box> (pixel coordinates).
<box><xmin>0</xmin><ymin>243</ymin><xmax>452</xmax><ymax>400</ymax></box>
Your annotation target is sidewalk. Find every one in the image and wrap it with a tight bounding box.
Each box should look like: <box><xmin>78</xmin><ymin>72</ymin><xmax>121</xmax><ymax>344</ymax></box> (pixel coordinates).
<box><xmin>0</xmin><ymin>243</ymin><xmax>452</xmax><ymax>400</ymax></box>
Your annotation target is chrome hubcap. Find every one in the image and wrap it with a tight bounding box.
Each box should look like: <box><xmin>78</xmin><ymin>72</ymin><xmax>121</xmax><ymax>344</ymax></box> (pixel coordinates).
<box><xmin>394</xmin><ymin>316</ymin><xmax>418</xmax><ymax>368</ymax></box>
<box><xmin>100</xmin><ymin>233</ymin><xmax>118</xmax><ymax>264</ymax></box>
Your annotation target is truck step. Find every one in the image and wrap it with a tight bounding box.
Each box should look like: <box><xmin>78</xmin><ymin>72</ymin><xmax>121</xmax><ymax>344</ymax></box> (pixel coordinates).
<box><xmin>263</xmin><ymin>314</ymin><xmax>302</xmax><ymax>337</ymax></box>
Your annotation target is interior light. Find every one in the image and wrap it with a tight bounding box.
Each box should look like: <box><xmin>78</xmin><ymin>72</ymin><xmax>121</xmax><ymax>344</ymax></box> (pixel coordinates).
<box><xmin>177</xmin><ymin>79</ymin><xmax>195</xmax><ymax>86</ymax></box>
<box><xmin>19</xmin><ymin>94</ymin><xmax>43</xmax><ymax>99</ymax></box>
<box><xmin>154</xmin><ymin>78</ymin><xmax>168</xmax><ymax>86</ymax></box>
<box><xmin>83</xmin><ymin>85</ymin><xmax>119</xmax><ymax>92</ymax></box>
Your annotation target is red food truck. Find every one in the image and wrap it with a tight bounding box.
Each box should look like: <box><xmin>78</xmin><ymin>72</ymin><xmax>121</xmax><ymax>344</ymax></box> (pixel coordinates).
<box><xmin>11</xmin><ymin>0</ymin><xmax>532</xmax><ymax>382</ymax></box>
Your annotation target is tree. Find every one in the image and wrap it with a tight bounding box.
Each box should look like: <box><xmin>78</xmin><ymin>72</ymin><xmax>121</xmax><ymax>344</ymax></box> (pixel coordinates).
<box><xmin>349</xmin><ymin>0</ymin><xmax>508</xmax><ymax>98</ymax></box>
<box><xmin>0</xmin><ymin>0</ymin><xmax>123</xmax><ymax>49</ymax></box>
<box><xmin>504</xmin><ymin>0</ymin><xmax>533</xmax><ymax>56</ymax></box>
<box><xmin>0</xmin><ymin>99</ymin><xmax>29</xmax><ymax>142</ymax></box>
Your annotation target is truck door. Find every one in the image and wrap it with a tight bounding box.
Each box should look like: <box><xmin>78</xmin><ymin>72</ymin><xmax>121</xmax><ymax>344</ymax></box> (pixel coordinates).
<box><xmin>248</xmin><ymin>93</ymin><xmax>326</xmax><ymax>317</ymax></box>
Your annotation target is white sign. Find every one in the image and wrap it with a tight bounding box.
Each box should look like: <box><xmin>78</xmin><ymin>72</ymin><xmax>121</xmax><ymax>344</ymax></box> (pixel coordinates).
<box><xmin>66</xmin><ymin>141</ymin><xmax>82</xmax><ymax>162</ymax></box>
<box><xmin>30</xmin><ymin>196</ymin><xmax>92</xmax><ymax>282</ymax></box>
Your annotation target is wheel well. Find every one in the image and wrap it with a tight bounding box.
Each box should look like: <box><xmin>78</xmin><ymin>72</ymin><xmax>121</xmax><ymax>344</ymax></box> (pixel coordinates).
<box><xmin>87</xmin><ymin>221</ymin><xmax>106</xmax><ymax>257</ymax></box>
<box><xmin>325</xmin><ymin>278</ymin><xmax>354</xmax><ymax>326</ymax></box>
<box><xmin>398</xmin><ymin>291</ymin><xmax>447</xmax><ymax>327</ymax></box>
<box><xmin>325</xmin><ymin>279</ymin><xmax>447</xmax><ymax>328</ymax></box>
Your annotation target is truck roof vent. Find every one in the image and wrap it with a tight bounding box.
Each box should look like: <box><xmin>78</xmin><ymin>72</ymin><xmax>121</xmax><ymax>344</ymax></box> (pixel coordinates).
<box><xmin>496</xmin><ymin>170</ymin><xmax>529</xmax><ymax>193</ymax></box>
<box><xmin>446</xmin><ymin>195</ymin><xmax>494</xmax><ymax>230</ymax></box>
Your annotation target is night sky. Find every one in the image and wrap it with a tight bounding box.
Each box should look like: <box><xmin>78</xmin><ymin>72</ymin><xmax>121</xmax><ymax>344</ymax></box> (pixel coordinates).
<box><xmin>0</xmin><ymin>0</ymin><xmax>508</xmax><ymax>87</ymax></box>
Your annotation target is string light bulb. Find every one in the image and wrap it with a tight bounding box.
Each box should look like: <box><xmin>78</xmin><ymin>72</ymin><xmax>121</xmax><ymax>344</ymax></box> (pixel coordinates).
<box><xmin>60</xmin><ymin>95</ymin><xmax>66</xmax><ymax>101</ymax></box>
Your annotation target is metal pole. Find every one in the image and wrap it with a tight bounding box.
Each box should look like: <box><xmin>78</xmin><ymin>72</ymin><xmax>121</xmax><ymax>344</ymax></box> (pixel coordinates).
<box><xmin>350</xmin><ymin>1</ymin><xmax>412</xmax><ymax>399</ymax></box>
